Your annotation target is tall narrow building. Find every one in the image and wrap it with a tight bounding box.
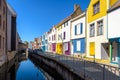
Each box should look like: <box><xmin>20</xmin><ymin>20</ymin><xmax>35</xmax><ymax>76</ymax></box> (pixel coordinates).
<box><xmin>0</xmin><ymin>0</ymin><xmax>7</xmax><ymax>64</ymax></box>
<box><xmin>7</xmin><ymin>3</ymin><xmax>17</xmax><ymax>61</ymax></box>
<box><xmin>86</xmin><ymin>0</ymin><xmax>109</xmax><ymax>59</ymax></box>
<box><xmin>108</xmin><ymin>0</ymin><xmax>120</xmax><ymax>63</ymax></box>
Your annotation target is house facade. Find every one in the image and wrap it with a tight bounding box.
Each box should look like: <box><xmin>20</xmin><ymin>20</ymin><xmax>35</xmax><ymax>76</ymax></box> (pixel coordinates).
<box><xmin>0</xmin><ymin>0</ymin><xmax>7</xmax><ymax>64</ymax></box>
<box><xmin>51</xmin><ymin>26</ymin><xmax>56</xmax><ymax>53</ymax></box>
<box><xmin>34</xmin><ymin>38</ymin><xmax>39</xmax><ymax>49</ymax></box>
<box><xmin>71</xmin><ymin>12</ymin><xmax>86</xmax><ymax>56</ymax></box>
<box><xmin>38</xmin><ymin>36</ymin><xmax>42</xmax><ymax>49</ymax></box>
<box><xmin>7</xmin><ymin>3</ymin><xmax>17</xmax><ymax>61</ymax></box>
<box><xmin>47</xmin><ymin>29</ymin><xmax>52</xmax><ymax>52</ymax></box>
<box><xmin>56</xmin><ymin>24</ymin><xmax>63</xmax><ymax>54</ymax></box>
<box><xmin>41</xmin><ymin>32</ymin><xmax>48</xmax><ymax>51</ymax></box>
<box><xmin>108</xmin><ymin>0</ymin><xmax>120</xmax><ymax>63</ymax></box>
<box><xmin>86</xmin><ymin>0</ymin><xmax>109</xmax><ymax>59</ymax></box>
<box><xmin>61</xmin><ymin>17</ymin><xmax>71</xmax><ymax>55</ymax></box>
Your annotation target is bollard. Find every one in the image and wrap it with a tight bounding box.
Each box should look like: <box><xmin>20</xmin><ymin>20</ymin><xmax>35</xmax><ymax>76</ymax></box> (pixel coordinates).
<box><xmin>118</xmin><ymin>57</ymin><xmax>120</xmax><ymax>68</ymax></box>
<box><xmin>103</xmin><ymin>65</ymin><xmax>105</xmax><ymax>80</ymax></box>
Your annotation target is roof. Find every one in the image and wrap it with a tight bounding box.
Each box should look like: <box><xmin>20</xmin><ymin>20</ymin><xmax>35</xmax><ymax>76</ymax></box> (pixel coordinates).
<box><xmin>56</xmin><ymin>4</ymin><xmax>83</xmax><ymax>28</ymax></box>
<box><xmin>108</xmin><ymin>1</ymin><xmax>120</xmax><ymax>13</ymax></box>
<box><xmin>57</xmin><ymin>15</ymin><xmax>71</xmax><ymax>27</ymax></box>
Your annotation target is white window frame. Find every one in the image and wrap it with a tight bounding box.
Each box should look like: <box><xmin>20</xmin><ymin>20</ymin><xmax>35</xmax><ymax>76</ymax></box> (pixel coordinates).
<box><xmin>90</xmin><ymin>23</ymin><xmax>95</xmax><ymax>37</ymax></box>
<box><xmin>77</xmin><ymin>40</ymin><xmax>81</xmax><ymax>51</ymax></box>
<box><xmin>97</xmin><ymin>20</ymin><xmax>103</xmax><ymax>36</ymax></box>
<box><xmin>93</xmin><ymin>2</ymin><xmax>100</xmax><ymax>14</ymax></box>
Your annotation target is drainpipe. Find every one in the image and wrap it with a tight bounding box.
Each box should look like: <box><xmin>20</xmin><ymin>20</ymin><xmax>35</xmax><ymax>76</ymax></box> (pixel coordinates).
<box><xmin>118</xmin><ymin>40</ymin><xmax>120</xmax><ymax>68</ymax></box>
<box><xmin>6</xmin><ymin>5</ymin><xmax>8</xmax><ymax>63</ymax></box>
<box><xmin>109</xmin><ymin>43</ymin><xmax>112</xmax><ymax>62</ymax></box>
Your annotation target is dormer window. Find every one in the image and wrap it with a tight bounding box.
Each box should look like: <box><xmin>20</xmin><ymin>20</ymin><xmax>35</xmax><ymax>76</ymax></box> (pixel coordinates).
<box><xmin>93</xmin><ymin>2</ymin><xmax>100</xmax><ymax>14</ymax></box>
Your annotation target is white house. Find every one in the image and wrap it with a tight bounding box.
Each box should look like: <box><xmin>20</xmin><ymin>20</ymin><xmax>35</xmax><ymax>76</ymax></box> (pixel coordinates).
<box><xmin>47</xmin><ymin>29</ymin><xmax>52</xmax><ymax>52</ymax></box>
<box><xmin>71</xmin><ymin>12</ymin><xmax>86</xmax><ymax>56</ymax></box>
<box><xmin>108</xmin><ymin>1</ymin><xmax>120</xmax><ymax>63</ymax></box>
<box><xmin>51</xmin><ymin>26</ymin><xmax>56</xmax><ymax>53</ymax></box>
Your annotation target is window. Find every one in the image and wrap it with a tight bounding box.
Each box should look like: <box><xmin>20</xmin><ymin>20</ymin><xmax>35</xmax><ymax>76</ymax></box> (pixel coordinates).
<box><xmin>61</xmin><ymin>33</ymin><xmax>62</xmax><ymax>40</ymax></box>
<box><xmin>3</xmin><ymin>6</ymin><xmax>6</xmax><ymax>15</ymax></box>
<box><xmin>64</xmin><ymin>43</ymin><xmax>68</xmax><ymax>51</ymax></box>
<box><xmin>45</xmin><ymin>40</ymin><xmax>47</xmax><ymax>44</ymax></box>
<box><xmin>77</xmin><ymin>40</ymin><xmax>81</xmax><ymax>51</ymax></box>
<box><xmin>54</xmin><ymin>34</ymin><xmax>55</xmax><ymax>40</ymax></box>
<box><xmin>93</xmin><ymin>2</ymin><xmax>100</xmax><ymax>14</ymax></box>
<box><xmin>0</xmin><ymin>15</ymin><xmax>1</xmax><ymax>28</ymax></box>
<box><xmin>3</xmin><ymin>37</ymin><xmax>4</xmax><ymax>50</ymax></box>
<box><xmin>75</xmin><ymin>23</ymin><xmax>83</xmax><ymax>35</ymax></box>
<box><xmin>0</xmin><ymin>35</ymin><xmax>1</xmax><ymax>49</ymax></box>
<box><xmin>49</xmin><ymin>37</ymin><xmax>51</xmax><ymax>41</ymax></box>
<box><xmin>97</xmin><ymin>20</ymin><xmax>103</xmax><ymax>35</ymax></box>
<box><xmin>52</xmin><ymin>35</ymin><xmax>53</xmax><ymax>41</ymax></box>
<box><xmin>58</xmin><ymin>34</ymin><xmax>61</xmax><ymax>41</ymax></box>
<box><xmin>63</xmin><ymin>32</ymin><xmax>66</xmax><ymax>40</ymax></box>
<box><xmin>90</xmin><ymin>23</ymin><xmax>95</xmax><ymax>37</ymax></box>
<box><xmin>0</xmin><ymin>0</ymin><xmax>1</xmax><ymax>7</ymax></box>
<box><xmin>3</xmin><ymin>21</ymin><xmax>5</xmax><ymax>31</ymax></box>
<box><xmin>64</xmin><ymin>22</ymin><xmax>68</xmax><ymax>27</ymax></box>
<box><xmin>58</xmin><ymin>35</ymin><xmax>59</xmax><ymax>40</ymax></box>
<box><xmin>42</xmin><ymin>41</ymin><xmax>44</xmax><ymax>45</ymax></box>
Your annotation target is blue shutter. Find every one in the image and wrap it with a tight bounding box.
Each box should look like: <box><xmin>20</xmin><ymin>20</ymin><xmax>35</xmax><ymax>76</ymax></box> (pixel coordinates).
<box><xmin>75</xmin><ymin>25</ymin><xmax>77</xmax><ymax>35</ymax></box>
<box><xmin>81</xmin><ymin>38</ymin><xmax>85</xmax><ymax>53</ymax></box>
<box><xmin>80</xmin><ymin>23</ymin><xmax>83</xmax><ymax>34</ymax></box>
<box><xmin>73</xmin><ymin>40</ymin><xmax>76</xmax><ymax>53</ymax></box>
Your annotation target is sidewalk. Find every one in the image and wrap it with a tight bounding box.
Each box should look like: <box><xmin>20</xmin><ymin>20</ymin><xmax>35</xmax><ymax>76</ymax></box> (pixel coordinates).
<box><xmin>47</xmin><ymin>52</ymin><xmax>118</xmax><ymax>68</ymax></box>
<box><xmin>44</xmin><ymin>52</ymin><xmax>120</xmax><ymax>80</ymax></box>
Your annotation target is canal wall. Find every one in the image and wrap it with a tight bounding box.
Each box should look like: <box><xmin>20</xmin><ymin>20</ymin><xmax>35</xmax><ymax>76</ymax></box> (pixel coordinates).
<box><xmin>29</xmin><ymin>53</ymin><xmax>93</xmax><ymax>80</ymax></box>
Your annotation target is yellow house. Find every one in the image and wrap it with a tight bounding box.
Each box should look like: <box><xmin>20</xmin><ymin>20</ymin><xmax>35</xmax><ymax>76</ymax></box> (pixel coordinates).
<box><xmin>56</xmin><ymin>25</ymin><xmax>63</xmax><ymax>55</ymax></box>
<box><xmin>86</xmin><ymin>0</ymin><xmax>118</xmax><ymax>59</ymax></box>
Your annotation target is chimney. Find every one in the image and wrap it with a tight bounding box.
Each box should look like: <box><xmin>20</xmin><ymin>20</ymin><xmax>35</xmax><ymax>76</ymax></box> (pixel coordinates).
<box><xmin>74</xmin><ymin>4</ymin><xmax>80</xmax><ymax>11</ymax></box>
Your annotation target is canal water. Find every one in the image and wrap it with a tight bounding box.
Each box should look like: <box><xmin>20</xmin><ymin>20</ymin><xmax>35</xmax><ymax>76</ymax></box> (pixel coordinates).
<box><xmin>16</xmin><ymin>59</ymin><xmax>46</xmax><ymax>80</ymax></box>
<box><xmin>0</xmin><ymin>54</ymin><xmax>55</xmax><ymax>80</ymax></box>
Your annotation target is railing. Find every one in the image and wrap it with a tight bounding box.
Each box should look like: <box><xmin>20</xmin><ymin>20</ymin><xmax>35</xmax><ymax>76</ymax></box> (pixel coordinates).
<box><xmin>45</xmin><ymin>53</ymin><xmax>120</xmax><ymax>80</ymax></box>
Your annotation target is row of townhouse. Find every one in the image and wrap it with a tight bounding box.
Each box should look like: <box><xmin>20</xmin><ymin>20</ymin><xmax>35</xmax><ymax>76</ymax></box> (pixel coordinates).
<box><xmin>0</xmin><ymin>0</ymin><xmax>21</xmax><ymax>66</ymax></box>
<box><xmin>32</xmin><ymin>0</ymin><xmax>120</xmax><ymax>64</ymax></box>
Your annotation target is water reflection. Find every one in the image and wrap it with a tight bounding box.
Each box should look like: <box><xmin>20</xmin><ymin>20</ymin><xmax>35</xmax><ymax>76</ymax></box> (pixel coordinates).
<box><xmin>16</xmin><ymin>59</ymin><xmax>46</xmax><ymax>80</ymax></box>
<box><xmin>0</xmin><ymin>53</ymin><xmax>51</xmax><ymax>80</ymax></box>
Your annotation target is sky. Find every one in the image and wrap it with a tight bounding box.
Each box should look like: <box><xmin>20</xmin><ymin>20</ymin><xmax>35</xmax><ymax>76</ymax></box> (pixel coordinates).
<box><xmin>7</xmin><ymin>0</ymin><xmax>90</xmax><ymax>42</ymax></box>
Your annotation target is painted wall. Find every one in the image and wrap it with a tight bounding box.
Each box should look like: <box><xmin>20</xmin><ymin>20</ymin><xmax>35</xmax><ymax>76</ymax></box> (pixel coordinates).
<box><xmin>56</xmin><ymin>43</ymin><xmax>63</xmax><ymax>54</ymax></box>
<box><xmin>51</xmin><ymin>26</ymin><xmax>56</xmax><ymax>53</ymax></box>
<box><xmin>51</xmin><ymin>26</ymin><xmax>56</xmax><ymax>43</ymax></box>
<box><xmin>87</xmin><ymin>0</ymin><xmax>109</xmax><ymax>59</ymax></box>
<box><xmin>56</xmin><ymin>25</ymin><xmax>63</xmax><ymax>54</ymax></box>
<box><xmin>86</xmin><ymin>16</ymin><xmax>108</xmax><ymax>59</ymax></box>
<box><xmin>110</xmin><ymin>0</ymin><xmax>118</xmax><ymax>7</ymax></box>
<box><xmin>47</xmin><ymin>31</ymin><xmax>52</xmax><ymax>52</ymax></box>
<box><xmin>108</xmin><ymin>8</ymin><xmax>120</xmax><ymax>39</ymax></box>
<box><xmin>71</xmin><ymin>13</ymin><xmax>86</xmax><ymax>40</ymax></box>
<box><xmin>41</xmin><ymin>32</ymin><xmax>48</xmax><ymax>51</ymax></box>
<box><xmin>72</xmin><ymin>38</ymin><xmax>85</xmax><ymax>54</ymax></box>
<box><xmin>112</xmin><ymin>42</ymin><xmax>118</xmax><ymax>62</ymax></box>
<box><xmin>52</xmin><ymin>43</ymin><xmax>56</xmax><ymax>52</ymax></box>
<box><xmin>62</xmin><ymin>20</ymin><xmax>71</xmax><ymax>42</ymax></box>
<box><xmin>63</xmin><ymin>42</ymin><xmax>70</xmax><ymax>55</ymax></box>
<box><xmin>71</xmin><ymin>12</ymin><xmax>86</xmax><ymax>55</ymax></box>
<box><xmin>87</xmin><ymin>0</ymin><xmax>108</xmax><ymax>23</ymax></box>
